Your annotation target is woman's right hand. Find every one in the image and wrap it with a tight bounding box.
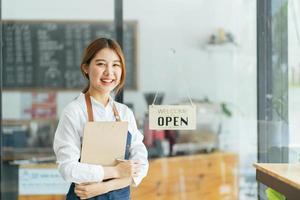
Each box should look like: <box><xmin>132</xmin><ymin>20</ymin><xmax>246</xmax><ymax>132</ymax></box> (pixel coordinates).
<box><xmin>115</xmin><ymin>159</ymin><xmax>141</xmax><ymax>178</ymax></box>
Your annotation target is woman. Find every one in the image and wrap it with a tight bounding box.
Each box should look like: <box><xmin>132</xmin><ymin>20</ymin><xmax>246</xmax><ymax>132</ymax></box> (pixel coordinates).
<box><xmin>53</xmin><ymin>38</ymin><xmax>148</xmax><ymax>199</ymax></box>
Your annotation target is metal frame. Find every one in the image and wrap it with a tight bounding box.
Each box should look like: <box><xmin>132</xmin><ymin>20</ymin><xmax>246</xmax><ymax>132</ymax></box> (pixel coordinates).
<box><xmin>0</xmin><ymin>0</ymin><xmax>3</xmax><ymax>197</ymax></box>
<box><xmin>257</xmin><ymin>0</ymin><xmax>289</xmax><ymax>199</ymax></box>
<box><xmin>257</xmin><ymin>0</ymin><xmax>289</xmax><ymax>164</ymax></box>
<box><xmin>257</xmin><ymin>0</ymin><xmax>273</xmax><ymax>166</ymax></box>
<box><xmin>114</xmin><ymin>0</ymin><xmax>124</xmax><ymax>103</ymax></box>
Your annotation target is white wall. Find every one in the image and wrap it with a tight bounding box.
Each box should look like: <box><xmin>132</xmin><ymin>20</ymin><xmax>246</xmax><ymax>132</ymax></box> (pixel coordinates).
<box><xmin>2</xmin><ymin>0</ymin><xmax>114</xmax><ymax>20</ymax></box>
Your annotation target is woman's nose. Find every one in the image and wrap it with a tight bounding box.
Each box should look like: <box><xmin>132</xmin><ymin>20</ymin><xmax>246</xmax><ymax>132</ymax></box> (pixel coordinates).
<box><xmin>104</xmin><ymin>64</ymin><xmax>113</xmax><ymax>75</ymax></box>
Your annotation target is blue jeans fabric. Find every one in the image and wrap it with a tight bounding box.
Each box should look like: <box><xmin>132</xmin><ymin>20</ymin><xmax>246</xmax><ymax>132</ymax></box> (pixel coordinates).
<box><xmin>66</xmin><ymin>131</ymin><xmax>132</xmax><ymax>200</ymax></box>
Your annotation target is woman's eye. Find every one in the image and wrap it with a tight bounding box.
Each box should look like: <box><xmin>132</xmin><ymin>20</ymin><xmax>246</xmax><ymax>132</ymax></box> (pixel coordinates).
<box><xmin>97</xmin><ymin>63</ymin><xmax>105</xmax><ymax>66</ymax></box>
<box><xmin>113</xmin><ymin>64</ymin><xmax>121</xmax><ymax>67</ymax></box>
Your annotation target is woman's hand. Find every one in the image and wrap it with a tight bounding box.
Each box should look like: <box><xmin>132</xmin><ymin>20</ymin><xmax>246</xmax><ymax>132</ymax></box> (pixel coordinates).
<box><xmin>74</xmin><ymin>182</ymin><xmax>108</xmax><ymax>199</ymax></box>
<box><xmin>116</xmin><ymin>159</ymin><xmax>141</xmax><ymax>178</ymax></box>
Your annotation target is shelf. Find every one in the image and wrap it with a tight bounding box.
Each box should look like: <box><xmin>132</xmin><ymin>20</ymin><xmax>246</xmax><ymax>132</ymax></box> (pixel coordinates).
<box><xmin>2</xmin><ymin>119</ymin><xmax>57</xmax><ymax>125</ymax></box>
<box><xmin>202</xmin><ymin>43</ymin><xmax>238</xmax><ymax>52</ymax></box>
<box><xmin>2</xmin><ymin>147</ymin><xmax>55</xmax><ymax>161</ymax></box>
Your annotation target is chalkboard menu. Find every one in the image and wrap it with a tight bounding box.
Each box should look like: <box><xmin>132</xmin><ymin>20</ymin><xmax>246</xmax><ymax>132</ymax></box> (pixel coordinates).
<box><xmin>2</xmin><ymin>20</ymin><xmax>137</xmax><ymax>90</ymax></box>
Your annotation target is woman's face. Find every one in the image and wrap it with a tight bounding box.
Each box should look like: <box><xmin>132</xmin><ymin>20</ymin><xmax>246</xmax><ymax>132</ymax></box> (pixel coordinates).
<box><xmin>85</xmin><ymin>48</ymin><xmax>122</xmax><ymax>94</ymax></box>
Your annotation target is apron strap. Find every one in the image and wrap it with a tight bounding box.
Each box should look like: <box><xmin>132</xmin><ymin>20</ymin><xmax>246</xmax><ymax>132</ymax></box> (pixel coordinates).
<box><xmin>84</xmin><ymin>92</ymin><xmax>121</xmax><ymax>122</ymax></box>
<box><xmin>85</xmin><ymin>92</ymin><xmax>94</xmax><ymax>122</ymax></box>
<box><xmin>112</xmin><ymin>103</ymin><xmax>121</xmax><ymax>122</ymax></box>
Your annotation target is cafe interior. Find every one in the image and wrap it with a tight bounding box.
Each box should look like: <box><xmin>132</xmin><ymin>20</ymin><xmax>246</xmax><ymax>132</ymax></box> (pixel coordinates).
<box><xmin>1</xmin><ymin>0</ymin><xmax>300</xmax><ymax>199</ymax></box>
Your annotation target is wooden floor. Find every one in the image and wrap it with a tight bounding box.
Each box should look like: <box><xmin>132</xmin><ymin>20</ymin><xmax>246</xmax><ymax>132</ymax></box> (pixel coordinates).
<box><xmin>19</xmin><ymin>152</ymin><xmax>238</xmax><ymax>200</ymax></box>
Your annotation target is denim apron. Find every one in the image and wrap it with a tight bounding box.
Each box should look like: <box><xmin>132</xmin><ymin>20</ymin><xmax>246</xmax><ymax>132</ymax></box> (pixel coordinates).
<box><xmin>66</xmin><ymin>93</ymin><xmax>132</xmax><ymax>200</ymax></box>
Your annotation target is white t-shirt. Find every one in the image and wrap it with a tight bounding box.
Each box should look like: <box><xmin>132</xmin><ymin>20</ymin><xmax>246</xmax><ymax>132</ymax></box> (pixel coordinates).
<box><xmin>53</xmin><ymin>93</ymin><xmax>149</xmax><ymax>186</ymax></box>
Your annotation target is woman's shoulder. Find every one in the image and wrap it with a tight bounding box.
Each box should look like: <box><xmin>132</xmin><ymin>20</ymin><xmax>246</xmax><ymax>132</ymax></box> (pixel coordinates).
<box><xmin>61</xmin><ymin>93</ymin><xmax>86</xmax><ymax>117</ymax></box>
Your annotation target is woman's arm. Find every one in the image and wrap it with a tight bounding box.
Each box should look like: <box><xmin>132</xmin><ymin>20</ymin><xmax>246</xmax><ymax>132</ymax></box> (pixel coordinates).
<box><xmin>103</xmin><ymin>158</ymin><xmax>141</xmax><ymax>180</ymax></box>
<box><xmin>105</xmin><ymin>177</ymin><xmax>133</xmax><ymax>192</ymax></box>
<box><xmin>54</xmin><ymin>109</ymin><xmax>135</xmax><ymax>183</ymax></box>
<box><xmin>75</xmin><ymin>177</ymin><xmax>132</xmax><ymax>199</ymax></box>
<box><xmin>54</xmin><ymin>109</ymin><xmax>106</xmax><ymax>183</ymax></box>
<box><xmin>127</xmin><ymin>109</ymin><xmax>149</xmax><ymax>186</ymax></box>
<box><xmin>74</xmin><ymin>160</ymin><xmax>140</xmax><ymax>199</ymax></box>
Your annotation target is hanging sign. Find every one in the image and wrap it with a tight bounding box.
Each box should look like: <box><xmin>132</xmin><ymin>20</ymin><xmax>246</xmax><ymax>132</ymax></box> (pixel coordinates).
<box><xmin>149</xmin><ymin>105</ymin><xmax>197</xmax><ymax>130</ymax></box>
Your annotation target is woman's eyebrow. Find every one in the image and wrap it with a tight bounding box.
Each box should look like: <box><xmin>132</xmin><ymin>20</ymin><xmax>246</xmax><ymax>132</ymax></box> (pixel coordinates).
<box><xmin>95</xmin><ymin>59</ymin><xmax>106</xmax><ymax>62</ymax></box>
<box><xmin>94</xmin><ymin>59</ymin><xmax>120</xmax><ymax>62</ymax></box>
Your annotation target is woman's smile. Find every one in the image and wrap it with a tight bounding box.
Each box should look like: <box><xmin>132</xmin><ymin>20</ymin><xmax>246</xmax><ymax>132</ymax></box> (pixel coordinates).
<box><xmin>100</xmin><ymin>77</ymin><xmax>116</xmax><ymax>85</ymax></box>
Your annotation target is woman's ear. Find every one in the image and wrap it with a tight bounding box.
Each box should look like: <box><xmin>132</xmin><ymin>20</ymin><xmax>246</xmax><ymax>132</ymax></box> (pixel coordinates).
<box><xmin>81</xmin><ymin>64</ymin><xmax>88</xmax><ymax>75</ymax></box>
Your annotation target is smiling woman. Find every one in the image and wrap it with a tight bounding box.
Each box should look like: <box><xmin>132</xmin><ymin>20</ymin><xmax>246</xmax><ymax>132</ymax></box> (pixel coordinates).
<box><xmin>53</xmin><ymin>38</ymin><xmax>149</xmax><ymax>200</ymax></box>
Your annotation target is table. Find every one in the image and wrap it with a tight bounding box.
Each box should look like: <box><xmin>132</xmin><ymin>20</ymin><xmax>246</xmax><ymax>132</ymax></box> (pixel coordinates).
<box><xmin>254</xmin><ymin>163</ymin><xmax>300</xmax><ymax>200</ymax></box>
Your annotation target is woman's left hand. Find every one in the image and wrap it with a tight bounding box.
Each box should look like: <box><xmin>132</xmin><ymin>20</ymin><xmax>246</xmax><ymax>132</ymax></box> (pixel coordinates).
<box><xmin>74</xmin><ymin>182</ymin><xmax>107</xmax><ymax>199</ymax></box>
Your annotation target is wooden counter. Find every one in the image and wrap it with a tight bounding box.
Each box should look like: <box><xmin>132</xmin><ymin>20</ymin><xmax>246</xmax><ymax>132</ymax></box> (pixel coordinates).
<box><xmin>131</xmin><ymin>152</ymin><xmax>238</xmax><ymax>200</ymax></box>
<box><xmin>18</xmin><ymin>152</ymin><xmax>238</xmax><ymax>200</ymax></box>
<box><xmin>254</xmin><ymin>163</ymin><xmax>300</xmax><ymax>200</ymax></box>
